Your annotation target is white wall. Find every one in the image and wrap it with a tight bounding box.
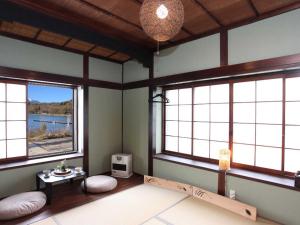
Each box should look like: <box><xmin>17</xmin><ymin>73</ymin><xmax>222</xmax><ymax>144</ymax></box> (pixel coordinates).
<box><xmin>89</xmin><ymin>87</ymin><xmax>122</xmax><ymax>176</ymax></box>
<box><xmin>0</xmin><ymin>35</ymin><xmax>83</xmax><ymax>77</ymax></box>
<box><xmin>123</xmin><ymin>87</ymin><xmax>149</xmax><ymax>175</ymax></box>
<box><xmin>123</xmin><ymin>60</ymin><xmax>149</xmax><ymax>83</ymax></box>
<box><xmin>154</xmin><ymin>34</ymin><xmax>220</xmax><ymax>77</ymax></box>
<box><xmin>0</xmin><ymin>158</ymin><xmax>82</xmax><ymax>198</ymax></box>
<box><xmin>229</xmin><ymin>9</ymin><xmax>300</xmax><ymax>65</ymax></box>
<box><xmin>89</xmin><ymin>57</ymin><xmax>122</xmax><ymax>83</ymax></box>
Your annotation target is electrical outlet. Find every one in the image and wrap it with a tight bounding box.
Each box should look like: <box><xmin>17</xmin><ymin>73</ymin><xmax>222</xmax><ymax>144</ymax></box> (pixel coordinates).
<box><xmin>229</xmin><ymin>189</ymin><xmax>236</xmax><ymax>200</ymax></box>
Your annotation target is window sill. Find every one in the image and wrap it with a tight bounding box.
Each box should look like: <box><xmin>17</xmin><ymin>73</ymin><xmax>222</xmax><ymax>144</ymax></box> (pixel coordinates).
<box><xmin>153</xmin><ymin>153</ymin><xmax>300</xmax><ymax>192</ymax></box>
<box><xmin>0</xmin><ymin>153</ymin><xmax>83</xmax><ymax>171</ymax></box>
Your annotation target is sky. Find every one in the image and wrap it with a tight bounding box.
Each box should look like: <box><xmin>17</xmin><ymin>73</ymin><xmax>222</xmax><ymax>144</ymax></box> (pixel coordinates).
<box><xmin>28</xmin><ymin>84</ymin><xmax>72</xmax><ymax>103</ymax></box>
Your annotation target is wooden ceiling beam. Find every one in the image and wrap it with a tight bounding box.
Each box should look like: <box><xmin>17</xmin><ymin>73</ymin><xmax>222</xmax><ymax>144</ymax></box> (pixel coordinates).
<box><xmin>78</xmin><ymin>0</ymin><xmax>142</xmax><ymax>31</ymax></box>
<box><xmin>87</xmin><ymin>45</ymin><xmax>98</xmax><ymax>53</ymax></box>
<box><xmin>247</xmin><ymin>0</ymin><xmax>259</xmax><ymax>17</ymax></box>
<box><xmin>62</xmin><ymin>37</ymin><xmax>73</xmax><ymax>47</ymax></box>
<box><xmin>193</xmin><ymin>0</ymin><xmax>223</xmax><ymax>27</ymax></box>
<box><xmin>33</xmin><ymin>28</ymin><xmax>42</xmax><ymax>39</ymax></box>
<box><xmin>3</xmin><ymin>0</ymin><xmax>153</xmax><ymax>66</ymax></box>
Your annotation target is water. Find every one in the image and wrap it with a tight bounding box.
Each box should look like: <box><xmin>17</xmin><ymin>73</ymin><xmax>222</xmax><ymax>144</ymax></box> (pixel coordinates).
<box><xmin>29</xmin><ymin>114</ymin><xmax>73</xmax><ymax>133</ymax></box>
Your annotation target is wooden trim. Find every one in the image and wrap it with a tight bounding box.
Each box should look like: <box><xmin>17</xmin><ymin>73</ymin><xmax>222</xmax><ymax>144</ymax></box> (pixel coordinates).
<box><xmin>193</xmin><ymin>0</ymin><xmax>223</xmax><ymax>26</ymax></box>
<box><xmin>220</xmin><ymin>29</ymin><xmax>228</xmax><ymax>66</ymax></box>
<box><xmin>123</xmin><ymin>53</ymin><xmax>300</xmax><ymax>89</ymax></box>
<box><xmin>1</xmin><ymin>0</ymin><xmax>153</xmax><ymax>67</ymax></box>
<box><xmin>218</xmin><ymin>170</ymin><xmax>226</xmax><ymax>196</ymax></box>
<box><xmin>87</xmin><ymin>79</ymin><xmax>122</xmax><ymax>90</ymax></box>
<box><xmin>0</xmin><ymin>153</ymin><xmax>83</xmax><ymax>171</ymax></box>
<box><xmin>247</xmin><ymin>0</ymin><xmax>259</xmax><ymax>17</ymax></box>
<box><xmin>33</xmin><ymin>28</ymin><xmax>42</xmax><ymax>39</ymax></box>
<box><xmin>0</xmin><ymin>65</ymin><xmax>123</xmax><ymax>90</ymax></box>
<box><xmin>148</xmin><ymin>58</ymin><xmax>154</xmax><ymax>175</ymax></box>
<box><xmin>121</xmin><ymin>64</ymin><xmax>124</xmax><ymax>153</ymax></box>
<box><xmin>83</xmin><ymin>55</ymin><xmax>89</xmax><ymax>176</ymax></box>
<box><xmin>79</xmin><ymin>0</ymin><xmax>142</xmax><ymax>31</ymax></box>
<box><xmin>161</xmin><ymin>2</ymin><xmax>300</xmax><ymax>50</ymax></box>
<box><xmin>0</xmin><ymin>65</ymin><xmax>83</xmax><ymax>85</ymax></box>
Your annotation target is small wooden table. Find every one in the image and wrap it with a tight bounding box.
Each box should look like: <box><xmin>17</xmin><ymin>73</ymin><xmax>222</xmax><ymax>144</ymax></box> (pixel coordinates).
<box><xmin>36</xmin><ymin>166</ymin><xmax>87</xmax><ymax>205</ymax></box>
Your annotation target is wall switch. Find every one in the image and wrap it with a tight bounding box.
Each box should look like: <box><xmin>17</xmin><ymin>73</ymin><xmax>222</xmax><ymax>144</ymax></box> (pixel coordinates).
<box><xmin>229</xmin><ymin>190</ymin><xmax>236</xmax><ymax>200</ymax></box>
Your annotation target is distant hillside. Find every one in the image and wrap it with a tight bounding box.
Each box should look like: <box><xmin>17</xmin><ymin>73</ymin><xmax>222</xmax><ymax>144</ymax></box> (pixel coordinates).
<box><xmin>29</xmin><ymin>100</ymin><xmax>72</xmax><ymax>115</ymax></box>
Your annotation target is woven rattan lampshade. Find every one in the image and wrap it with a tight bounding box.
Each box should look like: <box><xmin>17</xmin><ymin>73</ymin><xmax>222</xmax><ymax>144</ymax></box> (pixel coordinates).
<box><xmin>140</xmin><ymin>0</ymin><xmax>184</xmax><ymax>42</ymax></box>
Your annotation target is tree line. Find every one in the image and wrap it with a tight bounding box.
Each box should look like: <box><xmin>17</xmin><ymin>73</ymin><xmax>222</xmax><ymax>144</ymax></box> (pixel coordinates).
<box><xmin>28</xmin><ymin>100</ymin><xmax>72</xmax><ymax>115</ymax></box>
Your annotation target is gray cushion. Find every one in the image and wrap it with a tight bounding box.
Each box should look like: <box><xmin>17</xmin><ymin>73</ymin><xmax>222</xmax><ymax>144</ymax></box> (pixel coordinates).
<box><xmin>82</xmin><ymin>175</ymin><xmax>117</xmax><ymax>193</ymax></box>
<box><xmin>0</xmin><ymin>191</ymin><xmax>46</xmax><ymax>220</ymax></box>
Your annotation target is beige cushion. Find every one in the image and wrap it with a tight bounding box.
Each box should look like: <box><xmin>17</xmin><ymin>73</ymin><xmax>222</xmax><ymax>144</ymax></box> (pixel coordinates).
<box><xmin>0</xmin><ymin>191</ymin><xmax>46</xmax><ymax>220</ymax></box>
<box><xmin>82</xmin><ymin>175</ymin><xmax>117</xmax><ymax>193</ymax></box>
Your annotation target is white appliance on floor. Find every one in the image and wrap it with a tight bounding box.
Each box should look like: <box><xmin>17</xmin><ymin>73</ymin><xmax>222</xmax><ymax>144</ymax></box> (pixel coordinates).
<box><xmin>111</xmin><ymin>153</ymin><xmax>133</xmax><ymax>178</ymax></box>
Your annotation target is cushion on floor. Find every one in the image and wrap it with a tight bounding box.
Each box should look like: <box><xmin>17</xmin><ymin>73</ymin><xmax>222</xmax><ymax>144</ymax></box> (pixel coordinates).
<box><xmin>82</xmin><ymin>175</ymin><xmax>117</xmax><ymax>193</ymax></box>
<box><xmin>0</xmin><ymin>191</ymin><xmax>46</xmax><ymax>220</ymax></box>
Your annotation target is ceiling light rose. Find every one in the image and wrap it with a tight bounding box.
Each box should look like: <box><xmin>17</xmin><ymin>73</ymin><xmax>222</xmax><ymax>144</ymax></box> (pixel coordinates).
<box><xmin>140</xmin><ymin>0</ymin><xmax>184</xmax><ymax>42</ymax></box>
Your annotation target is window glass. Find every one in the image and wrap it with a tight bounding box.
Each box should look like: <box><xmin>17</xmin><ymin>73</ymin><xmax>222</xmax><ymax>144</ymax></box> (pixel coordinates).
<box><xmin>166</xmin><ymin>89</ymin><xmax>178</xmax><ymax>105</ymax></box>
<box><xmin>233</xmin><ymin>124</ymin><xmax>255</xmax><ymax>144</ymax></box>
<box><xmin>165</xmin><ymin>136</ymin><xmax>178</xmax><ymax>152</ymax></box>
<box><xmin>193</xmin><ymin>139</ymin><xmax>209</xmax><ymax>158</ymax></box>
<box><xmin>28</xmin><ymin>84</ymin><xmax>75</xmax><ymax>157</ymax></box>
<box><xmin>233</xmin><ymin>81</ymin><xmax>255</xmax><ymax>102</ymax></box>
<box><xmin>193</xmin><ymin>122</ymin><xmax>209</xmax><ymax>140</ymax></box>
<box><xmin>285</xmin><ymin>149</ymin><xmax>300</xmax><ymax>172</ymax></box>
<box><xmin>232</xmin><ymin>144</ymin><xmax>255</xmax><ymax>166</ymax></box>
<box><xmin>255</xmin><ymin>146</ymin><xmax>281</xmax><ymax>170</ymax></box>
<box><xmin>256</xmin><ymin>79</ymin><xmax>282</xmax><ymax>101</ymax></box>
<box><xmin>7</xmin><ymin>84</ymin><xmax>26</xmax><ymax>102</ymax></box>
<box><xmin>286</xmin><ymin>77</ymin><xmax>300</xmax><ymax>101</ymax></box>
<box><xmin>179</xmin><ymin>122</ymin><xmax>192</xmax><ymax>138</ymax></box>
<box><xmin>179</xmin><ymin>88</ymin><xmax>192</xmax><ymax>104</ymax></box>
<box><xmin>179</xmin><ymin>138</ymin><xmax>192</xmax><ymax>154</ymax></box>
<box><xmin>194</xmin><ymin>86</ymin><xmax>209</xmax><ymax>104</ymax></box>
<box><xmin>164</xmin><ymin>76</ymin><xmax>300</xmax><ymax>174</ymax></box>
<box><xmin>7</xmin><ymin>139</ymin><xmax>26</xmax><ymax>157</ymax></box>
<box><xmin>194</xmin><ymin>105</ymin><xmax>209</xmax><ymax>122</ymax></box>
<box><xmin>256</xmin><ymin>102</ymin><xmax>282</xmax><ymax>124</ymax></box>
<box><xmin>211</xmin><ymin>84</ymin><xmax>229</xmax><ymax>103</ymax></box>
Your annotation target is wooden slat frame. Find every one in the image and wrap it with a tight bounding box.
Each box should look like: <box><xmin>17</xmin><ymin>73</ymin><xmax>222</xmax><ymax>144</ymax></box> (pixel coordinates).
<box><xmin>144</xmin><ymin>175</ymin><xmax>257</xmax><ymax>221</ymax></box>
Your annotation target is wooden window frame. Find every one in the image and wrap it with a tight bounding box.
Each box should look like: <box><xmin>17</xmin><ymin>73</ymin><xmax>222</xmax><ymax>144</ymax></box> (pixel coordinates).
<box><xmin>162</xmin><ymin>72</ymin><xmax>300</xmax><ymax>178</ymax></box>
<box><xmin>0</xmin><ymin>78</ymin><xmax>79</xmax><ymax>164</ymax></box>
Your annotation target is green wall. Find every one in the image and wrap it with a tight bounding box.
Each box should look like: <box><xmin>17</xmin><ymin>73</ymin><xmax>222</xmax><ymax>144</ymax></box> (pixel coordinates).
<box><xmin>123</xmin><ymin>87</ymin><xmax>149</xmax><ymax>175</ymax></box>
<box><xmin>89</xmin><ymin>87</ymin><xmax>122</xmax><ymax>176</ymax></box>
<box><xmin>0</xmin><ymin>158</ymin><xmax>82</xmax><ymax>198</ymax></box>
<box><xmin>153</xmin><ymin>159</ymin><xmax>218</xmax><ymax>193</ymax></box>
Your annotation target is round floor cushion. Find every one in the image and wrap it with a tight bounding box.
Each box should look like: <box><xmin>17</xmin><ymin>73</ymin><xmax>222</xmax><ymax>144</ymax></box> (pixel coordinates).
<box><xmin>82</xmin><ymin>175</ymin><xmax>117</xmax><ymax>193</ymax></box>
<box><xmin>0</xmin><ymin>191</ymin><xmax>46</xmax><ymax>220</ymax></box>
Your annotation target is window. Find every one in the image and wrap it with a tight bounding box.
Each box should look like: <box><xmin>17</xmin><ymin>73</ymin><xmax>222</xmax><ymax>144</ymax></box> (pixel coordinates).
<box><xmin>0</xmin><ymin>80</ymin><xmax>78</xmax><ymax>162</ymax></box>
<box><xmin>0</xmin><ymin>82</ymin><xmax>27</xmax><ymax>160</ymax></box>
<box><xmin>163</xmin><ymin>75</ymin><xmax>300</xmax><ymax>176</ymax></box>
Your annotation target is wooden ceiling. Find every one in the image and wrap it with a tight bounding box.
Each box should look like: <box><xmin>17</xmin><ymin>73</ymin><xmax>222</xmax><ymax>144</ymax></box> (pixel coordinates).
<box><xmin>1</xmin><ymin>0</ymin><xmax>300</xmax><ymax>63</ymax></box>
